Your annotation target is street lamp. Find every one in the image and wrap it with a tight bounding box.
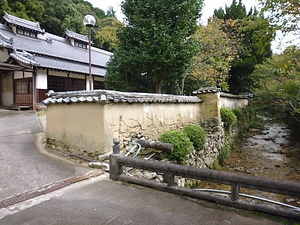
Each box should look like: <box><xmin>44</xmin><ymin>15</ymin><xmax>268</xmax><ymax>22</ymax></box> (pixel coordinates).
<box><xmin>83</xmin><ymin>14</ymin><xmax>96</xmax><ymax>91</ymax></box>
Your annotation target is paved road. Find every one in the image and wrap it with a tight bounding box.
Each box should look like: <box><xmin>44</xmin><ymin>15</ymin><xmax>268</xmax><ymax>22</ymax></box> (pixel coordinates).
<box><xmin>0</xmin><ymin>174</ymin><xmax>283</xmax><ymax>225</ymax></box>
<box><xmin>0</xmin><ymin>109</ymin><xmax>91</xmax><ymax>200</ymax></box>
<box><xmin>0</xmin><ymin>109</ymin><xmax>287</xmax><ymax>224</ymax></box>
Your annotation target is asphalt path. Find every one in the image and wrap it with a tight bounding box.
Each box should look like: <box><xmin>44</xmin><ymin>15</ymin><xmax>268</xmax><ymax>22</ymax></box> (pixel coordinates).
<box><xmin>0</xmin><ymin>109</ymin><xmax>91</xmax><ymax>200</ymax></box>
<box><xmin>0</xmin><ymin>174</ymin><xmax>283</xmax><ymax>225</ymax></box>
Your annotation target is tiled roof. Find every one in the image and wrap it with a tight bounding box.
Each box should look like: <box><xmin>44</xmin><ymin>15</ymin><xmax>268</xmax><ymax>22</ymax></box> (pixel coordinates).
<box><xmin>10</xmin><ymin>50</ymin><xmax>39</xmax><ymax>66</ymax></box>
<box><xmin>65</xmin><ymin>29</ymin><xmax>89</xmax><ymax>43</ymax></box>
<box><xmin>220</xmin><ymin>92</ymin><xmax>250</xmax><ymax>99</ymax></box>
<box><xmin>193</xmin><ymin>87</ymin><xmax>221</xmax><ymax>94</ymax></box>
<box><xmin>35</xmin><ymin>55</ymin><xmax>107</xmax><ymax>76</ymax></box>
<box><xmin>193</xmin><ymin>87</ymin><xmax>250</xmax><ymax>99</ymax></box>
<box><xmin>43</xmin><ymin>90</ymin><xmax>203</xmax><ymax>105</ymax></box>
<box><xmin>3</xmin><ymin>12</ymin><xmax>45</xmax><ymax>33</ymax></box>
<box><xmin>0</xmin><ymin>13</ymin><xmax>112</xmax><ymax>76</ymax></box>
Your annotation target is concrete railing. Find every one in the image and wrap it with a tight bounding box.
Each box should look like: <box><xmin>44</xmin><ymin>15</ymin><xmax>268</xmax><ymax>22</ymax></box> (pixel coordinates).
<box><xmin>109</xmin><ymin>140</ymin><xmax>300</xmax><ymax>220</ymax></box>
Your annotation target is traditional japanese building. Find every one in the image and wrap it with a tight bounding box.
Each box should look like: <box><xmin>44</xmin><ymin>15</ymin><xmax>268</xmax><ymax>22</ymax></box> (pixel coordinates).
<box><xmin>0</xmin><ymin>12</ymin><xmax>112</xmax><ymax>110</ymax></box>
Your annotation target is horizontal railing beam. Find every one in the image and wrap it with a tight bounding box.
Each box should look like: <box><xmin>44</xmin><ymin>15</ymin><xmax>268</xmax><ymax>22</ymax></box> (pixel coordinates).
<box><xmin>117</xmin><ymin>156</ymin><xmax>300</xmax><ymax>197</ymax></box>
<box><xmin>118</xmin><ymin>174</ymin><xmax>300</xmax><ymax>221</ymax></box>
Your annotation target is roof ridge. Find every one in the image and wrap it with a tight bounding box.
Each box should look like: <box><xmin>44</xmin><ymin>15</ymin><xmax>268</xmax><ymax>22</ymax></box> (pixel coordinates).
<box><xmin>3</xmin><ymin>12</ymin><xmax>45</xmax><ymax>33</ymax></box>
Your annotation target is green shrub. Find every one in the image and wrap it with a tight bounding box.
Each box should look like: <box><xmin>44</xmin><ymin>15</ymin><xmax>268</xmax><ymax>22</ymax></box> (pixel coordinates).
<box><xmin>232</xmin><ymin>108</ymin><xmax>244</xmax><ymax>120</ymax></box>
<box><xmin>220</xmin><ymin>107</ymin><xmax>237</xmax><ymax>128</ymax></box>
<box><xmin>158</xmin><ymin>130</ymin><xmax>193</xmax><ymax>165</ymax></box>
<box><xmin>183</xmin><ymin>124</ymin><xmax>206</xmax><ymax>151</ymax></box>
<box><xmin>218</xmin><ymin>145</ymin><xmax>230</xmax><ymax>165</ymax></box>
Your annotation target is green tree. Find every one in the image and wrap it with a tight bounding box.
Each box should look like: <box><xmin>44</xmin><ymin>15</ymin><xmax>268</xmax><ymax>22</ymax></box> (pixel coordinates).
<box><xmin>41</xmin><ymin>0</ymin><xmax>75</xmax><ymax>36</ymax></box>
<box><xmin>2</xmin><ymin>0</ymin><xmax>44</xmax><ymax>21</ymax></box>
<box><xmin>252</xmin><ymin>46</ymin><xmax>300</xmax><ymax>134</ymax></box>
<box><xmin>259</xmin><ymin>0</ymin><xmax>300</xmax><ymax>33</ymax></box>
<box><xmin>185</xmin><ymin>19</ymin><xmax>239</xmax><ymax>94</ymax></box>
<box><xmin>213</xmin><ymin>0</ymin><xmax>274</xmax><ymax>94</ymax></box>
<box><xmin>214</xmin><ymin>0</ymin><xmax>247</xmax><ymax>20</ymax></box>
<box><xmin>228</xmin><ymin>15</ymin><xmax>274</xmax><ymax>93</ymax></box>
<box><xmin>253</xmin><ymin>46</ymin><xmax>300</xmax><ymax>94</ymax></box>
<box><xmin>0</xmin><ymin>0</ymin><xmax>11</xmax><ymax>17</ymax></box>
<box><xmin>105</xmin><ymin>0</ymin><xmax>203</xmax><ymax>94</ymax></box>
<box><xmin>96</xmin><ymin>17</ymin><xmax>123</xmax><ymax>51</ymax></box>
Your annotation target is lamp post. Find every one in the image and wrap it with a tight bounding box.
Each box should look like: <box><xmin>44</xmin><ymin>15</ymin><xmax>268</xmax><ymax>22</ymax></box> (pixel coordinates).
<box><xmin>83</xmin><ymin>14</ymin><xmax>96</xmax><ymax>91</ymax></box>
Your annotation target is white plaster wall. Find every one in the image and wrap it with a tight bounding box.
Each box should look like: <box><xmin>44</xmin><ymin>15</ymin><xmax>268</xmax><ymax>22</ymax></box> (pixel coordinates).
<box><xmin>46</xmin><ymin>102</ymin><xmax>202</xmax><ymax>154</ymax></box>
<box><xmin>220</xmin><ymin>96</ymin><xmax>248</xmax><ymax>109</ymax></box>
<box><xmin>103</xmin><ymin>102</ymin><xmax>202</xmax><ymax>152</ymax></box>
<box><xmin>46</xmin><ymin>104</ymin><xmax>105</xmax><ymax>153</ymax></box>
<box><xmin>36</xmin><ymin>71</ymin><xmax>47</xmax><ymax>89</ymax></box>
<box><xmin>197</xmin><ymin>92</ymin><xmax>220</xmax><ymax>121</ymax></box>
<box><xmin>24</xmin><ymin>71</ymin><xmax>32</xmax><ymax>78</ymax></box>
<box><xmin>0</xmin><ymin>49</ymin><xmax>9</xmax><ymax>62</ymax></box>
<box><xmin>14</xmin><ymin>71</ymin><xmax>23</xmax><ymax>79</ymax></box>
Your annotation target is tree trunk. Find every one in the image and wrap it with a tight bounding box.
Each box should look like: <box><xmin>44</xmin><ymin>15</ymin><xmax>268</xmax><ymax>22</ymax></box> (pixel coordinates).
<box><xmin>155</xmin><ymin>74</ymin><xmax>162</xmax><ymax>93</ymax></box>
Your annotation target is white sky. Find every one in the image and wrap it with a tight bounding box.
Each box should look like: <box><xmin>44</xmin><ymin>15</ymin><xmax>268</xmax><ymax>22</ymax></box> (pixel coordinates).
<box><xmin>87</xmin><ymin>0</ymin><xmax>258</xmax><ymax>22</ymax></box>
<box><xmin>87</xmin><ymin>0</ymin><xmax>297</xmax><ymax>53</ymax></box>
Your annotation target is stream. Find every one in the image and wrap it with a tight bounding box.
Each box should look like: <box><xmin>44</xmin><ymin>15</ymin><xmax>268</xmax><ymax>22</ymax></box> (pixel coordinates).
<box><xmin>199</xmin><ymin>121</ymin><xmax>300</xmax><ymax>207</ymax></box>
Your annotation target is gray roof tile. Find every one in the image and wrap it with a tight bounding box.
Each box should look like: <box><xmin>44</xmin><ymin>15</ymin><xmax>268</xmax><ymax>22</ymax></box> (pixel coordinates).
<box><xmin>65</xmin><ymin>29</ymin><xmax>88</xmax><ymax>43</ymax></box>
<box><xmin>3</xmin><ymin>12</ymin><xmax>45</xmax><ymax>33</ymax></box>
<box><xmin>0</xmin><ymin>14</ymin><xmax>112</xmax><ymax>76</ymax></box>
<box><xmin>43</xmin><ymin>90</ymin><xmax>203</xmax><ymax>105</ymax></box>
<box><xmin>193</xmin><ymin>87</ymin><xmax>221</xmax><ymax>94</ymax></box>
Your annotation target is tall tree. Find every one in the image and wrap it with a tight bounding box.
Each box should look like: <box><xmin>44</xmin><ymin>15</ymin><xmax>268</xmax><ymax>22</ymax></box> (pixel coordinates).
<box><xmin>214</xmin><ymin>0</ymin><xmax>247</xmax><ymax>20</ymax></box>
<box><xmin>41</xmin><ymin>0</ymin><xmax>77</xmax><ymax>36</ymax></box>
<box><xmin>228</xmin><ymin>15</ymin><xmax>274</xmax><ymax>93</ymax></box>
<box><xmin>184</xmin><ymin>19</ymin><xmax>239</xmax><ymax>94</ymax></box>
<box><xmin>213</xmin><ymin>0</ymin><xmax>274</xmax><ymax>94</ymax></box>
<box><xmin>259</xmin><ymin>0</ymin><xmax>300</xmax><ymax>33</ymax></box>
<box><xmin>0</xmin><ymin>0</ymin><xmax>11</xmax><ymax>17</ymax></box>
<box><xmin>96</xmin><ymin>17</ymin><xmax>123</xmax><ymax>51</ymax></box>
<box><xmin>41</xmin><ymin>0</ymin><xmax>101</xmax><ymax>35</ymax></box>
<box><xmin>105</xmin><ymin>0</ymin><xmax>203</xmax><ymax>94</ymax></box>
<box><xmin>1</xmin><ymin>0</ymin><xmax>44</xmax><ymax>21</ymax></box>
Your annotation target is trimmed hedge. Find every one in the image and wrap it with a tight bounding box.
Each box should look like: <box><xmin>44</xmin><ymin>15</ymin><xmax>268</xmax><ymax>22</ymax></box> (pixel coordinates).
<box><xmin>220</xmin><ymin>107</ymin><xmax>237</xmax><ymax>128</ymax></box>
<box><xmin>158</xmin><ymin>130</ymin><xmax>193</xmax><ymax>165</ymax></box>
<box><xmin>183</xmin><ymin>124</ymin><xmax>206</xmax><ymax>151</ymax></box>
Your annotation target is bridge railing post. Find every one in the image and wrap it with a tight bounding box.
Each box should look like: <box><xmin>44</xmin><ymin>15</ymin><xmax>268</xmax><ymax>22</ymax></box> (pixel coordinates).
<box><xmin>231</xmin><ymin>183</ymin><xmax>240</xmax><ymax>201</ymax></box>
<box><xmin>165</xmin><ymin>172</ymin><xmax>174</xmax><ymax>187</ymax></box>
<box><xmin>109</xmin><ymin>138</ymin><xmax>122</xmax><ymax>181</ymax></box>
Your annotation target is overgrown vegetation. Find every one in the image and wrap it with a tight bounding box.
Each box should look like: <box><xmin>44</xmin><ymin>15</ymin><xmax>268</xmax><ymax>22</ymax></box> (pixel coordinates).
<box><xmin>220</xmin><ymin>107</ymin><xmax>237</xmax><ymax>129</ymax></box>
<box><xmin>218</xmin><ymin>145</ymin><xmax>230</xmax><ymax>166</ymax></box>
<box><xmin>252</xmin><ymin>46</ymin><xmax>300</xmax><ymax>138</ymax></box>
<box><xmin>183</xmin><ymin>124</ymin><xmax>206</xmax><ymax>151</ymax></box>
<box><xmin>158</xmin><ymin>130</ymin><xmax>193</xmax><ymax>165</ymax></box>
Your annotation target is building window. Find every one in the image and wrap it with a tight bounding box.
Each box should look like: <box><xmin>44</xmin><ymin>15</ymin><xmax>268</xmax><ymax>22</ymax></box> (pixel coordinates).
<box><xmin>69</xmin><ymin>78</ymin><xmax>85</xmax><ymax>91</ymax></box>
<box><xmin>48</xmin><ymin>76</ymin><xmax>67</xmax><ymax>92</ymax></box>
<box><xmin>16</xmin><ymin>27</ymin><xmax>37</xmax><ymax>38</ymax></box>
<box><xmin>74</xmin><ymin>41</ymin><xmax>87</xmax><ymax>49</ymax></box>
<box><xmin>48</xmin><ymin>75</ymin><xmax>86</xmax><ymax>92</ymax></box>
<box><xmin>94</xmin><ymin>81</ymin><xmax>104</xmax><ymax>89</ymax></box>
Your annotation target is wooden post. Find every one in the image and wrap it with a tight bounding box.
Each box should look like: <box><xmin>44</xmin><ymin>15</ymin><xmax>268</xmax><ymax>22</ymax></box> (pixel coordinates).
<box><xmin>165</xmin><ymin>173</ymin><xmax>174</xmax><ymax>187</ymax></box>
<box><xmin>109</xmin><ymin>138</ymin><xmax>121</xmax><ymax>181</ymax></box>
<box><xmin>231</xmin><ymin>183</ymin><xmax>240</xmax><ymax>201</ymax></box>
